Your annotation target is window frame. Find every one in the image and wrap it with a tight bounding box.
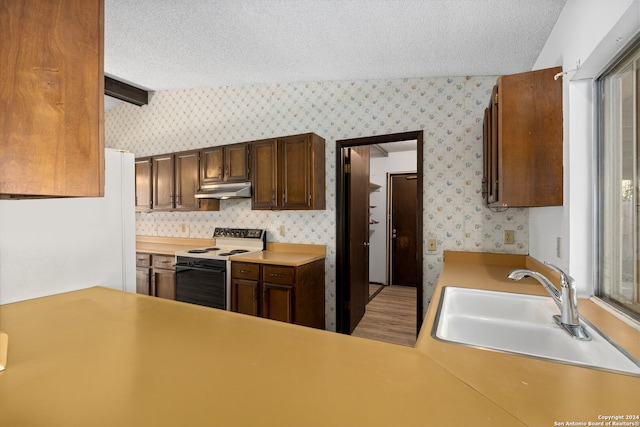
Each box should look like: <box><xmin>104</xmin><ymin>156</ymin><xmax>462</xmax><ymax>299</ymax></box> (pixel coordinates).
<box><xmin>596</xmin><ymin>36</ymin><xmax>640</xmax><ymax>321</ymax></box>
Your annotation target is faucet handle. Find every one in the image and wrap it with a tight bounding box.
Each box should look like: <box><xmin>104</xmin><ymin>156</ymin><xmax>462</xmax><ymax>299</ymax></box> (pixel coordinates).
<box><xmin>543</xmin><ymin>262</ymin><xmax>574</xmax><ymax>287</ymax></box>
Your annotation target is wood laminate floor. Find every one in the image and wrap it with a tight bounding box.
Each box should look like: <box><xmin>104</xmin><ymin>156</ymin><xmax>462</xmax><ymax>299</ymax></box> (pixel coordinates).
<box><xmin>351</xmin><ymin>285</ymin><xmax>417</xmax><ymax>347</ymax></box>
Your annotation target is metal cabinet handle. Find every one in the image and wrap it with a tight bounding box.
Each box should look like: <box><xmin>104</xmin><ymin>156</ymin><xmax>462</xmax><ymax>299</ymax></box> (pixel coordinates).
<box><xmin>240</xmin><ymin>270</ymin><xmax>250</xmax><ymax>274</ymax></box>
<box><xmin>269</xmin><ymin>273</ymin><xmax>285</xmax><ymax>278</ymax></box>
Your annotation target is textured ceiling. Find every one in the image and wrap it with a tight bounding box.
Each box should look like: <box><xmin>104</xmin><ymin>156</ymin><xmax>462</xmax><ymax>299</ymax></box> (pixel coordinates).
<box><xmin>104</xmin><ymin>0</ymin><xmax>567</xmax><ymax>94</ymax></box>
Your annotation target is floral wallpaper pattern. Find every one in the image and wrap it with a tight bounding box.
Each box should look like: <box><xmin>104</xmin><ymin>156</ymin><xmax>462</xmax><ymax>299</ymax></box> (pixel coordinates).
<box><xmin>105</xmin><ymin>76</ymin><xmax>529</xmax><ymax>331</ymax></box>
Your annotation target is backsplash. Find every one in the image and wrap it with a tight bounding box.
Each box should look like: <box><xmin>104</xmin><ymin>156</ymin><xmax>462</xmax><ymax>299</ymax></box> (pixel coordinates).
<box><xmin>105</xmin><ymin>76</ymin><xmax>528</xmax><ymax>330</ymax></box>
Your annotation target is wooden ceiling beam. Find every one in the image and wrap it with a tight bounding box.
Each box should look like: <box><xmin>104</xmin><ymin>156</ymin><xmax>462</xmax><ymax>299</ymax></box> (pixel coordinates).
<box><xmin>104</xmin><ymin>76</ymin><xmax>149</xmax><ymax>106</ymax></box>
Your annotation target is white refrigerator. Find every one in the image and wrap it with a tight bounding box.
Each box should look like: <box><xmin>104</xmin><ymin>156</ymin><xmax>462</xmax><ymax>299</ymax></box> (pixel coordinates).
<box><xmin>0</xmin><ymin>149</ymin><xmax>136</xmax><ymax>304</ymax></box>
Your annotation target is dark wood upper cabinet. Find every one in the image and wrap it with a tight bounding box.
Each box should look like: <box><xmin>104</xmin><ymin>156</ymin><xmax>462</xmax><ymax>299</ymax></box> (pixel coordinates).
<box><xmin>200</xmin><ymin>142</ymin><xmax>249</xmax><ymax>185</ymax></box>
<box><xmin>251</xmin><ymin>133</ymin><xmax>325</xmax><ymax>210</ymax></box>
<box><xmin>483</xmin><ymin>66</ymin><xmax>563</xmax><ymax>208</ymax></box>
<box><xmin>145</xmin><ymin>150</ymin><xmax>203</xmax><ymax>211</ymax></box>
<box><xmin>0</xmin><ymin>0</ymin><xmax>105</xmax><ymax>198</ymax></box>
<box><xmin>152</xmin><ymin>154</ymin><xmax>175</xmax><ymax>211</ymax></box>
<box><xmin>251</xmin><ymin>139</ymin><xmax>279</xmax><ymax>209</ymax></box>
<box><xmin>175</xmin><ymin>150</ymin><xmax>200</xmax><ymax>210</ymax></box>
<box><xmin>135</xmin><ymin>158</ymin><xmax>153</xmax><ymax>211</ymax></box>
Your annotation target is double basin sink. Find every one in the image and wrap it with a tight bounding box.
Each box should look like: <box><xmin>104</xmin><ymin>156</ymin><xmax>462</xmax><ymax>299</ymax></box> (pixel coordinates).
<box><xmin>432</xmin><ymin>286</ymin><xmax>640</xmax><ymax>376</ymax></box>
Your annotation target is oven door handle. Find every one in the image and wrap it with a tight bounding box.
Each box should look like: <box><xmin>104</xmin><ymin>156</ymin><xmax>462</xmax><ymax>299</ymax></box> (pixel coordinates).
<box><xmin>176</xmin><ymin>265</ymin><xmax>226</xmax><ymax>274</ymax></box>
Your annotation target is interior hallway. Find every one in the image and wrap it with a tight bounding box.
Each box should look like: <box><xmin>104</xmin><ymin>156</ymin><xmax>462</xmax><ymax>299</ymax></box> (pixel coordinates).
<box><xmin>351</xmin><ymin>285</ymin><xmax>417</xmax><ymax>347</ymax></box>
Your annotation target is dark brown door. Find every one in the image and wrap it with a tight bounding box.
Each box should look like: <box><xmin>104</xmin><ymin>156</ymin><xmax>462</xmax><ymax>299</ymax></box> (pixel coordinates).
<box><xmin>347</xmin><ymin>146</ymin><xmax>370</xmax><ymax>333</ymax></box>
<box><xmin>390</xmin><ymin>173</ymin><xmax>419</xmax><ymax>287</ymax></box>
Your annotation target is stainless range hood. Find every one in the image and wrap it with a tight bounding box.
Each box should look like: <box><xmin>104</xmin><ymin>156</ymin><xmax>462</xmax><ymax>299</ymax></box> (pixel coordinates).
<box><xmin>194</xmin><ymin>182</ymin><xmax>252</xmax><ymax>200</ymax></box>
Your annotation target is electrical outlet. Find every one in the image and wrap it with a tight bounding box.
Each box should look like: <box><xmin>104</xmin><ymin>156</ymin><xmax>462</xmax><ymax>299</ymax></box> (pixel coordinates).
<box><xmin>556</xmin><ymin>237</ymin><xmax>562</xmax><ymax>258</ymax></box>
<box><xmin>279</xmin><ymin>225</ymin><xmax>286</xmax><ymax>237</ymax></box>
<box><xmin>504</xmin><ymin>230</ymin><xmax>515</xmax><ymax>245</ymax></box>
<box><xmin>427</xmin><ymin>238</ymin><xmax>437</xmax><ymax>251</ymax></box>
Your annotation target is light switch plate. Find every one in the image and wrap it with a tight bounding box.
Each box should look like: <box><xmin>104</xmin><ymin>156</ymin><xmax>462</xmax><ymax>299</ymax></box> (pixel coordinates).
<box><xmin>427</xmin><ymin>238</ymin><xmax>437</xmax><ymax>251</ymax></box>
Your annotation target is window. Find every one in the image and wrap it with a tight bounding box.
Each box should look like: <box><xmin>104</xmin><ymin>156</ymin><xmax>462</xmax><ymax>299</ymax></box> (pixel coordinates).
<box><xmin>599</xmin><ymin>41</ymin><xmax>640</xmax><ymax>319</ymax></box>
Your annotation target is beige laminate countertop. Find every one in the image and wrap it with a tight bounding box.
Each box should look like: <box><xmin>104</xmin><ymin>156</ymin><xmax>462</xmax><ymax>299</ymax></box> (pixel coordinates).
<box><xmin>416</xmin><ymin>251</ymin><xmax>640</xmax><ymax>426</ymax></box>
<box><xmin>231</xmin><ymin>242</ymin><xmax>326</xmax><ymax>266</ymax></box>
<box><xmin>136</xmin><ymin>237</ymin><xmax>326</xmax><ymax>267</ymax></box>
<box><xmin>136</xmin><ymin>236</ymin><xmax>215</xmax><ymax>255</ymax></box>
<box><xmin>0</xmin><ymin>287</ymin><xmax>519</xmax><ymax>427</ymax></box>
<box><xmin>1</xmin><ymin>251</ymin><xmax>637</xmax><ymax>426</ymax></box>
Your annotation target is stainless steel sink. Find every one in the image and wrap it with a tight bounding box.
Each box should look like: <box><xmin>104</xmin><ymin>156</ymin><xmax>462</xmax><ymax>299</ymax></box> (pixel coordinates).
<box><xmin>432</xmin><ymin>286</ymin><xmax>640</xmax><ymax>376</ymax></box>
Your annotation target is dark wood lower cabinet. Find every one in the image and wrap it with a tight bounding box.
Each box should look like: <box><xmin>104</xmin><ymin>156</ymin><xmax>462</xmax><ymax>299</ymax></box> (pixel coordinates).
<box><xmin>262</xmin><ymin>283</ymin><xmax>294</xmax><ymax>323</ymax></box>
<box><xmin>233</xmin><ymin>278</ymin><xmax>260</xmax><ymax>316</ymax></box>
<box><xmin>231</xmin><ymin>259</ymin><xmax>325</xmax><ymax>329</ymax></box>
<box><xmin>136</xmin><ymin>252</ymin><xmax>176</xmax><ymax>300</ymax></box>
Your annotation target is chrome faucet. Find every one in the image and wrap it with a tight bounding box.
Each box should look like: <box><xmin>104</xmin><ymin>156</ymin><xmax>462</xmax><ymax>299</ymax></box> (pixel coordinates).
<box><xmin>508</xmin><ymin>263</ymin><xmax>590</xmax><ymax>341</ymax></box>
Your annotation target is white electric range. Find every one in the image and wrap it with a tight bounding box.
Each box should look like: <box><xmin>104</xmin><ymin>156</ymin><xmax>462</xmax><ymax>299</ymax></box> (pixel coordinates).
<box><xmin>174</xmin><ymin>228</ymin><xmax>266</xmax><ymax>310</ymax></box>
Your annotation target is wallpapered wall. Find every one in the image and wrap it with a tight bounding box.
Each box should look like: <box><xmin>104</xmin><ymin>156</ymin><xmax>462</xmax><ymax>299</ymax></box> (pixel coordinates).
<box><xmin>105</xmin><ymin>76</ymin><xmax>528</xmax><ymax>331</ymax></box>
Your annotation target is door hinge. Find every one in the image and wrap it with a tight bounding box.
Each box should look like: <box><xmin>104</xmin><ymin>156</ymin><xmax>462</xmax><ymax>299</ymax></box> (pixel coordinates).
<box><xmin>494</xmin><ymin>93</ymin><xmax>499</xmax><ymax>105</ymax></box>
<box><xmin>345</xmin><ymin>164</ymin><xmax>351</xmax><ymax>174</ymax></box>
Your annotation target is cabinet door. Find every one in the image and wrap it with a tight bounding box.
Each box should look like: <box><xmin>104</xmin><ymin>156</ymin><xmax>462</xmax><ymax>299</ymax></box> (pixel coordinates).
<box><xmin>488</xmin><ymin>85</ymin><xmax>499</xmax><ymax>204</ymax></box>
<box><xmin>153</xmin><ymin>155</ymin><xmax>175</xmax><ymax>210</ymax></box>
<box><xmin>200</xmin><ymin>146</ymin><xmax>224</xmax><ymax>184</ymax></box>
<box><xmin>491</xmin><ymin>67</ymin><xmax>562</xmax><ymax>207</ymax></box>
<box><xmin>153</xmin><ymin>269</ymin><xmax>176</xmax><ymax>300</ymax></box>
<box><xmin>175</xmin><ymin>151</ymin><xmax>200</xmax><ymax>210</ymax></box>
<box><xmin>135</xmin><ymin>158</ymin><xmax>153</xmax><ymax>211</ymax></box>
<box><xmin>136</xmin><ymin>267</ymin><xmax>151</xmax><ymax>295</ymax></box>
<box><xmin>231</xmin><ymin>279</ymin><xmax>260</xmax><ymax>316</ymax></box>
<box><xmin>251</xmin><ymin>139</ymin><xmax>278</xmax><ymax>209</ymax></box>
<box><xmin>225</xmin><ymin>143</ymin><xmax>250</xmax><ymax>182</ymax></box>
<box><xmin>262</xmin><ymin>283</ymin><xmax>294</xmax><ymax>323</ymax></box>
<box><xmin>0</xmin><ymin>0</ymin><xmax>104</xmax><ymax>198</ymax></box>
<box><xmin>280</xmin><ymin>135</ymin><xmax>311</xmax><ymax>209</ymax></box>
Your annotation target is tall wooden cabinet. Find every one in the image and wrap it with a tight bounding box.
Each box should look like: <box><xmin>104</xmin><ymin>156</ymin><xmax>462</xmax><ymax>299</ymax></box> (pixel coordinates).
<box><xmin>251</xmin><ymin>133</ymin><xmax>325</xmax><ymax>210</ymax></box>
<box><xmin>483</xmin><ymin>66</ymin><xmax>563</xmax><ymax>207</ymax></box>
<box><xmin>0</xmin><ymin>0</ymin><xmax>105</xmax><ymax>198</ymax></box>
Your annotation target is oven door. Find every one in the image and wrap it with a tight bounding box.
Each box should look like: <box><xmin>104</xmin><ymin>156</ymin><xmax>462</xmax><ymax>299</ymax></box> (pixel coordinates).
<box><xmin>175</xmin><ymin>264</ymin><xmax>226</xmax><ymax>310</ymax></box>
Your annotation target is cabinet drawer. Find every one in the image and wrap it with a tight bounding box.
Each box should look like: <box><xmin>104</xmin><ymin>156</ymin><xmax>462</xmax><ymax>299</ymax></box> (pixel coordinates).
<box><xmin>232</xmin><ymin>262</ymin><xmax>259</xmax><ymax>280</ymax></box>
<box><xmin>136</xmin><ymin>253</ymin><xmax>151</xmax><ymax>267</ymax></box>
<box><xmin>152</xmin><ymin>254</ymin><xmax>175</xmax><ymax>270</ymax></box>
<box><xmin>263</xmin><ymin>265</ymin><xmax>295</xmax><ymax>285</ymax></box>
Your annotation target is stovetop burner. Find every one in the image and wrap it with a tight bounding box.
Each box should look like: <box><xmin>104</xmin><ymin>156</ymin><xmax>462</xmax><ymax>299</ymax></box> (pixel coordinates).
<box><xmin>187</xmin><ymin>247</ymin><xmax>221</xmax><ymax>254</ymax></box>
<box><xmin>218</xmin><ymin>249</ymin><xmax>249</xmax><ymax>256</ymax></box>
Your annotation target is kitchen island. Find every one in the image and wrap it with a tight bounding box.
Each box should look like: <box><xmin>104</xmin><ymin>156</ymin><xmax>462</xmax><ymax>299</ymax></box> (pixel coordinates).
<box><xmin>0</xmin><ymin>251</ymin><xmax>638</xmax><ymax>426</ymax></box>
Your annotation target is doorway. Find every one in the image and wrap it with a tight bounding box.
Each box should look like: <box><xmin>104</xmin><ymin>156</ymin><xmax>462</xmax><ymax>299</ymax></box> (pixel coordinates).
<box><xmin>336</xmin><ymin>131</ymin><xmax>424</xmax><ymax>335</ymax></box>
